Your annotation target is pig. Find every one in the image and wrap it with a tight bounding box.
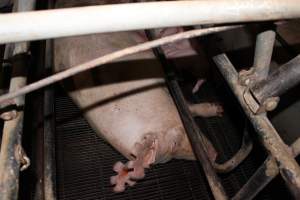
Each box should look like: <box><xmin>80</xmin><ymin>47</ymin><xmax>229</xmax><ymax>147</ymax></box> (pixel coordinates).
<box><xmin>54</xmin><ymin>0</ymin><xmax>223</xmax><ymax>192</ymax></box>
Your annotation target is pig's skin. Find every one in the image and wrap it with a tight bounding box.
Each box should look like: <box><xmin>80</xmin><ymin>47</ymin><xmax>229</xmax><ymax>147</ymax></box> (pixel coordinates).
<box><xmin>55</xmin><ymin>0</ymin><xmax>223</xmax><ymax>192</ymax></box>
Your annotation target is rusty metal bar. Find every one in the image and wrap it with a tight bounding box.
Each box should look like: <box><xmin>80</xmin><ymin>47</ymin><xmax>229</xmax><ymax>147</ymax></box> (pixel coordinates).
<box><xmin>233</xmin><ymin>138</ymin><xmax>300</xmax><ymax>200</ymax></box>
<box><xmin>0</xmin><ymin>116</ymin><xmax>25</xmax><ymax>200</ymax></box>
<box><xmin>168</xmin><ymin>79</ymin><xmax>229</xmax><ymax>200</ymax></box>
<box><xmin>213</xmin><ymin>125</ymin><xmax>253</xmax><ymax>173</ymax></box>
<box><xmin>239</xmin><ymin>30</ymin><xmax>275</xmax><ymax>87</ymax></box>
<box><xmin>0</xmin><ymin>54</ymin><xmax>29</xmax><ymax>200</ymax></box>
<box><xmin>252</xmin><ymin>55</ymin><xmax>300</xmax><ymax>103</ymax></box>
<box><xmin>213</xmin><ymin>53</ymin><xmax>300</xmax><ymax>198</ymax></box>
<box><xmin>0</xmin><ymin>1</ymin><xmax>36</xmax><ymax>200</ymax></box>
<box><xmin>253</xmin><ymin>30</ymin><xmax>275</xmax><ymax>80</ymax></box>
<box><xmin>43</xmin><ymin>0</ymin><xmax>57</xmax><ymax>197</ymax></box>
<box><xmin>43</xmin><ymin>2</ymin><xmax>57</xmax><ymax>200</ymax></box>
<box><xmin>145</xmin><ymin>30</ymin><xmax>228</xmax><ymax>200</ymax></box>
<box><xmin>0</xmin><ymin>0</ymin><xmax>300</xmax><ymax>44</ymax></box>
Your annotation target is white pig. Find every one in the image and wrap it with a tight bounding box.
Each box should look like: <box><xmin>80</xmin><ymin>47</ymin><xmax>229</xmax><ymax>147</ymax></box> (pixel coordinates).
<box><xmin>55</xmin><ymin>0</ymin><xmax>223</xmax><ymax>192</ymax></box>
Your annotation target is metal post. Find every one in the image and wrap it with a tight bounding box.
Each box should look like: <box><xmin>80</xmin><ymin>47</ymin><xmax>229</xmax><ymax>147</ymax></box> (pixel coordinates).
<box><xmin>239</xmin><ymin>30</ymin><xmax>275</xmax><ymax>87</ymax></box>
<box><xmin>214</xmin><ymin>54</ymin><xmax>300</xmax><ymax>198</ymax></box>
<box><xmin>0</xmin><ymin>1</ymin><xmax>35</xmax><ymax>200</ymax></box>
<box><xmin>253</xmin><ymin>30</ymin><xmax>276</xmax><ymax>80</ymax></box>
<box><xmin>0</xmin><ymin>54</ymin><xmax>29</xmax><ymax>200</ymax></box>
<box><xmin>43</xmin><ymin>1</ymin><xmax>57</xmax><ymax>199</ymax></box>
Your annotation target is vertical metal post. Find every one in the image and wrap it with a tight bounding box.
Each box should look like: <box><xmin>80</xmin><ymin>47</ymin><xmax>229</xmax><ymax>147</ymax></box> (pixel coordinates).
<box><xmin>253</xmin><ymin>30</ymin><xmax>275</xmax><ymax>80</ymax></box>
<box><xmin>0</xmin><ymin>1</ymin><xmax>36</xmax><ymax>200</ymax></box>
<box><xmin>0</xmin><ymin>54</ymin><xmax>29</xmax><ymax>200</ymax></box>
<box><xmin>44</xmin><ymin>1</ymin><xmax>57</xmax><ymax>199</ymax></box>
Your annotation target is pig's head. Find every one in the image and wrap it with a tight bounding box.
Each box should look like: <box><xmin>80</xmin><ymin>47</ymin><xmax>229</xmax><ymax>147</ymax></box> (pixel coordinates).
<box><xmin>110</xmin><ymin>126</ymin><xmax>197</xmax><ymax>192</ymax></box>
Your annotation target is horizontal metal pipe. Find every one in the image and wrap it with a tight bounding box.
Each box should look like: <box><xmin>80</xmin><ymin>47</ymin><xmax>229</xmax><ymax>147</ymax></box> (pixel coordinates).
<box><xmin>0</xmin><ymin>0</ymin><xmax>300</xmax><ymax>44</ymax></box>
<box><xmin>252</xmin><ymin>55</ymin><xmax>300</xmax><ymax>102</ymax></box>
<box><xmin>213</xmin><ymin>54</ymin><xmax>300</xmax><ymax>198</ymax></box>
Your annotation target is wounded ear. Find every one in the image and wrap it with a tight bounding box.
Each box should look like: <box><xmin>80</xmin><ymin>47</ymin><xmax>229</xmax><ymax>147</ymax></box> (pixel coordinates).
<box><xmin>110</xmin><ymin>133</ymin><xmax>158</xmax><ymax>192</ymax></box>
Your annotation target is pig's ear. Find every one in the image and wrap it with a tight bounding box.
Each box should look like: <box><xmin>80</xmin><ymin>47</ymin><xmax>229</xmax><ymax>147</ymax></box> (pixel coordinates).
<box><xmin>126</xmin><ymin>134</ymin><xmax>158</xmax><ymax>179</ymax></box>
<box><xmin>140</xmin><ymin>134</ymin><xmax>158</xmax><ymax>168</ymax></box>
<box><xmin>110</xmin><ymin>133</ymin><xmax>159</xmax><ymax>192</ymax></box>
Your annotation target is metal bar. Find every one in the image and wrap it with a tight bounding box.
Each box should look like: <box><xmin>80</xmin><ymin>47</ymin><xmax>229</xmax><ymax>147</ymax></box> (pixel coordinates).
<box><xmin>252</xmin><ymin>55</ymin><xmax>300</xmax><ymax>103</ymax></box>
<box><xmin>233</xmin><ymin>138</ymin><xmax>300</xmax><ymax>200</ymax></box>
<box><xmin>169</xmin><ymin>79</ymin><xmax>228</xmax><ymax>200</ymax></box>
<box><xmin>0</xmin><ymin>0</ymin><xmax>300</xmax><ymax>44</ymax></box>
<box><xmin>0</xmin><ymin>113</ymin><xmax>23</xmax><ymax>200</ymax></box>
<box><xmin>213</xmin><ymin>125</ymin><xmax>253</xmax><ymax>173</ymax></box>
<box><xmin>0</xmin><ymin>1</ymin><xmax>35</xmax><ymax>200</ymax></box>
<box><xmin>43</xmin><ymin>67</ymin><xmax>56</xmax><ymax>200</ymax></box>
<box><xmin>145</xmin><ymin>30</ymin><xmax>228</xmax><ymax>200</ymax></box>
<box><xmin>44</xmin><ymin>1</ymin><xmax>57</xmax><ymax>198</ymax></box>
<box><xmin>253</xmin><ymin>30</ymin><xmax>276</xmax><ymax>80</ymax></box>
<box><xmin>213</xmin><ymin>54</ymin><xmax>300</xmax><ymax>198</ymax></box>
<box><xmin>0</xmin><ymin>54</ymin><xmax>29</xmax><ymax>200</ymax></box>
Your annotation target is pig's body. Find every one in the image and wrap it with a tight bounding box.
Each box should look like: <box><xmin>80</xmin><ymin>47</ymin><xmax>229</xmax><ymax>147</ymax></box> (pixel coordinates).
<box><xmin>55</xmin><ymin>30</ymin><xmax>195</xmax><ymax>161</ymax></box>
<box><xmin>55</xmin><ymin>0</ymin><xmax>222</xmax><ymax>192</ymax></box>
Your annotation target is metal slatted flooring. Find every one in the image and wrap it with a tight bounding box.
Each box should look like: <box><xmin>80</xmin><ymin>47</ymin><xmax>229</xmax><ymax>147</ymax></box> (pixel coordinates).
<box><xmin>55</xmin><ymin>83</ymin><xmax>276</xmax><ymax>200</ymax></box>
